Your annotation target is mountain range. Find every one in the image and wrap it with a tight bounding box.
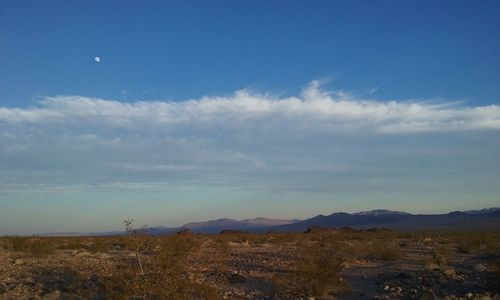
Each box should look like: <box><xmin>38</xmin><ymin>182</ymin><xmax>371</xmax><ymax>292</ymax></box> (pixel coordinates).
<box><xmin>271</xmin><ymin>208</ymin><xmax>500</xmax><ymax>232</ymax></box>
<box><xmin>147</xmin><ymin>208</ymin><xmax>500</xmax><ymax>235</ymax></box>
<box><xmin>39</xmin><ymin>208</ymin><xmax>500</xmax><ymax>236</ymax></box>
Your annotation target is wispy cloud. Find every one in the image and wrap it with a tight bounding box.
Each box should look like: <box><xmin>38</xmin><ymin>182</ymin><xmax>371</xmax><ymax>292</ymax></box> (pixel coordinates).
<box><xmin>369</xmin><ymin>86</ymin><xmax>379</xmax><ymax>95</ymax></box>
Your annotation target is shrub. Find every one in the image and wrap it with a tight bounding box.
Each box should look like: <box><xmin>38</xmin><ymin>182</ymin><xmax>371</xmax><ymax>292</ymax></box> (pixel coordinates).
<box><xmin>274</xmin><ymin>242</ymin><xmax>348</xmax><ymax>298</ymax></box>
<box><xmin>4</xmin><ymin>236</ymin><xmax>29</xmax><ymax>251</ymax></box>
<box><xmin>454</xmin><ymin>232</ymin><xmax>500</xmax><ymax>256</ymax></box>
<box><xmin>369</xmin><ymin>240</ymin><xmax>402</xmax><ymax>261</ymax></box>
<box><xmin>204</xmin><ymin>236</ymin><xmax>230</xmax><ymax>285</ymax></box>
<box><xmin>29</xmin><ymin>240</ymin><xmax>56</xmax><ymax>256</ymax></box>
<box><xmin>398</xmin><ymin>240</ymin><xmax>410</xmax><ymax>248</ymax></box>
<box><xmin>457</xmin><ymin>239</ymin><xmax>474</xmax><ymax>254</ymax></box>
<box><xmin>4</xmin><ymin>236</ymin><xmax>55</xmax><ymax>256</ymax></box>
<box><xmin>57</xmin><ymin>241</ymin><xmax>88</xmax><ymax>251</ymax></box>
<box><xmin>88</xmin><ymin>238</ymin><xmax>112</xmax><ymax>253</ymax></box>
<box><xmin>104</xmin><ymin>221</ymin><xmax>217</xmax><ymax>299</ymax></box>
<box><xmin>432</xmin><ymin>244</ymin><xmax>452</xmax><ymax>265</ymax></box>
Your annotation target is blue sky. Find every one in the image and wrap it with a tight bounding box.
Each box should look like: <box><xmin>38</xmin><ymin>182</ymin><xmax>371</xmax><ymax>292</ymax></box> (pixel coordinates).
<box><xmin>1</xmin><ymin>1</ymin><xmax>500</xmax><ymax>235</ymax></box>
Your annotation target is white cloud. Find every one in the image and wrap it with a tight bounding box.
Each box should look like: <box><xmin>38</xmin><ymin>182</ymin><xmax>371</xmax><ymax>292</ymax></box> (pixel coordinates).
<box><xmin>0</xmin><ymin>81</ymin><xmax>499</xmax><ymax>195</ymax></box>
<box><xmin>1</xmin><ymin>81</ymin><xmax>499</xmax><ymax>133</ymax></box>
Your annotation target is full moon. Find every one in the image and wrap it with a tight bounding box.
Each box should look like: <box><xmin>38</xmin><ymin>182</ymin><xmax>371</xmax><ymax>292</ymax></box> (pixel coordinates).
<box><xmin>94</xmin><ymin>56</ymin><xmax>101</xmax><ymax>63</ymax></box>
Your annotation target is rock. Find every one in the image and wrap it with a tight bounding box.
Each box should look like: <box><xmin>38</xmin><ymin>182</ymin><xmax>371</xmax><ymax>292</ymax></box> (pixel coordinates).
<box><xmin>465</xmin><ymin>293</ymin><xmax>473</xmax><ymax>299</ymax></box>
<box><xmin>442</xmin><ymin>267</ymin><xmax>456</xmax><ymax>276</ymax></box>
<box><xmin>473</xmin><ymin>264</ymin><xmax>487</xmax><ymax>272</ymax></box>
<box><xmin>75</xmin><ymin>251</ymin><xmax>90</xmax><ymax>257</ymax></box>
<box><xmin>14</xmin><ymin>258</ymin><xmax>25</xmax><ymax>265</ymax></box>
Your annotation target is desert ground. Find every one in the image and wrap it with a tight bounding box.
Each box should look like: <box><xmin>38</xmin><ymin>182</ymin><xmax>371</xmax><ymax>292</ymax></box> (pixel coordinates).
<box><xmin>1</xmin><ymin>229</ymin><xmax>499</xmax><ymax>299</ymax></box>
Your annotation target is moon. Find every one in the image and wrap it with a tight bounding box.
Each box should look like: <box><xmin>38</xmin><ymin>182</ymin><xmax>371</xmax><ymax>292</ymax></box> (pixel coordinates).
<box><xmin>94</xmin><ymin>56</ymin><xmax>101</xmax><ymax>63</ymax></box>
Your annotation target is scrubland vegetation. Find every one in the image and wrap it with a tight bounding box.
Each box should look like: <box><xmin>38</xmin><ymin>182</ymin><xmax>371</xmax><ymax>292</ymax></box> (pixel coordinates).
<box><xmin>0</xmin><ymin>229</ymin><xmax>499</xmax><ymax>299</ymax></box>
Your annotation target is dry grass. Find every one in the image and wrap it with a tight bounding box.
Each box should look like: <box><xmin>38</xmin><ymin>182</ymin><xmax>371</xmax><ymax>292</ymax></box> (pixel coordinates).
<box><xmin>1</xmin><ymin>230</ymin><xmax>500</xmax><ymax>299</ymax></box>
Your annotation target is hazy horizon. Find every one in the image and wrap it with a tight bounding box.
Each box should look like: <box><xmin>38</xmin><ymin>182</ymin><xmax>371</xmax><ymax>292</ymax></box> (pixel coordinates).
<box><xmin>1</xmin><ymin>1</ymin><xmax>500</xmax><ymax>235</ymax></box>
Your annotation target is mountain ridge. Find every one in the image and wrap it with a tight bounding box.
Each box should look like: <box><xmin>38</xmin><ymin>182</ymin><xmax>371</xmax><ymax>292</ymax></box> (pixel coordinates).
<box><xmin>37</xmin><ymin>207</ymin><xmax>500</xmax><ymax>236</ymax></box>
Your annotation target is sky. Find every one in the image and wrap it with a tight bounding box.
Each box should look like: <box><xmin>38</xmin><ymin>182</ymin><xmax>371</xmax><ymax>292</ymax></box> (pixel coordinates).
<box><xmin>1</xmin><ymin>0</ymin><xmax>500</xmax><ymax>235</ymax></box>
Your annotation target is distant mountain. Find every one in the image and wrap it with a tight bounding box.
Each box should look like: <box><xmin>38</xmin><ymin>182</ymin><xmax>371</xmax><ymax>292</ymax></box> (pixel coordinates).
<box><xmin>179</xmin><ymin>217</ymin><xmax>295</xmax><ymax>234</ymax></box>
<box><xmin>133</xmin><ymin>217</ymin><xmax>297</xmax><ymax>235</ymax></box>
<box><xmin>241</xmin><ymin>218</ymin><xmax>295</xmax><ymax>226</ymax></box>
<box><xmin>271</xmin><ymin>207</ymin><xmax>500</xmax><ymax>232</ymax></box>
<box><xmin>354</xmin><ymin>209</ymin><xmax>410</xmax><ymax>216</ymax></box>
<box><xmin>463</xmin><ymin>208</ymin><xmax>500</xmax><ymax>214</ymax></box>
<box><xmin>270</xmin><ymin>212</ymin><xmax>401</xmax><ymax>232</ymax></box>
<box><xmin>181</xmin><ymin>218</ymin><xmax>249</xmax><ymax>233</ymax></box>
<box><xmin>37</xmin><ymin>208</ymin><xmax>500</xmax><ymax>236</ymax></box>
